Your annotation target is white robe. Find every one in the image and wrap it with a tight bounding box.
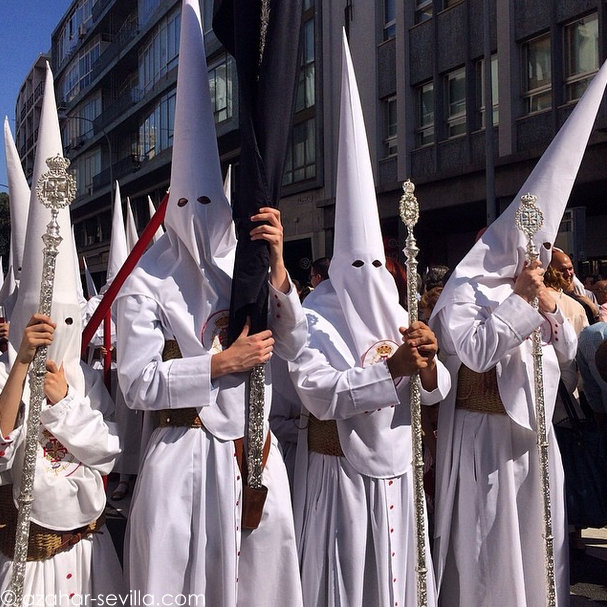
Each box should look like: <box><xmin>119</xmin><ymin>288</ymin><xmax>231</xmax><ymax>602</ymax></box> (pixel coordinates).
<box><xmin>289</xmin><ymin>290</ymin><xmax>451</xmax><ymax>607</ymax></box>
<box><xmin>433</xmin><ymin>293</ymin><xmax>576</xmax><ymax>607</ymax></box>
<box><xmin>116</xmin><ymin>257</ymin><xmax>307</xmax><ymax>607</ymax></box>
<box><xmin>0</xmin><ymin>362</ymin><xmax>123</xmax><ymax>605</ymax></box>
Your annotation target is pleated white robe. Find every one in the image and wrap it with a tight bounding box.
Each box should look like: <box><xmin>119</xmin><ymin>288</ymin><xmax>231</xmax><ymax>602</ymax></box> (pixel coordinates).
<box><xmin>433</xmin><ymin>294</ymin><xmax>576</xmax><ymax>607</ymax></box>
<box><xmin>0</xmin><ymin>362</ymin><xmax>123</xmax><ymax>605</ymax></box>
<box><xmin>116</xmin><ymin>262</ymin><xmax>306</xmax><ymax>607</ymax></box>
<box><xmin>290</xmin><ymin>297</ymin><xmax>451</xmax><ymax>607</ymax></box>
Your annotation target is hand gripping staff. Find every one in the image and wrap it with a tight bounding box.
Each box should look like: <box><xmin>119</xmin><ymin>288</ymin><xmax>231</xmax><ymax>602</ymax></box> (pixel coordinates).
<box><xmin>515</xmin><ymin>192</ymin><xmax>556</xmax><ymax>607</ymax></box>
<box><xmin>399</xmin><ymin>179</ymin><xmax>428</xmax><ymax>607</ymax></box>
<box><xmin>9</xmin><ymin>156</ymin><xmax>76</xmax><ymax>606</ymax></box>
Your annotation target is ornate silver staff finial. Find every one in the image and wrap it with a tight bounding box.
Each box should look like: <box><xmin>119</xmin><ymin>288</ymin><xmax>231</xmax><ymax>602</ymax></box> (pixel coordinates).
<box><xmin>515</xmin><ymin>192</ymin><xmax>556</xmax><ymax>607</ymax></box>
<box><xmin>10</xmin><ymin>155</ymin><xmax>76</xmax><ymax>606</ymax></box>
<box><xmin>399</xmin><ymin>179</ymin><xmax>427</xmax><ymax>607</ymax></box>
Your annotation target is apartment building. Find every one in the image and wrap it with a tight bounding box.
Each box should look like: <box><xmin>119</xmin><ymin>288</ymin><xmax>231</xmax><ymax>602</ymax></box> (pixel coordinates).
<box><xmin>30</xmin><ymin>0</ymin><xmax>607</xmax><ymax>286</ymax></box>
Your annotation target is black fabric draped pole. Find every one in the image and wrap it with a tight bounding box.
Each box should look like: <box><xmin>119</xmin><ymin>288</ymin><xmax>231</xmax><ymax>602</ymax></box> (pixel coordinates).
<box><xmin>213</xmin><ymin>0</ymin><xmax>304</xmax><ymax>343</ymax></box>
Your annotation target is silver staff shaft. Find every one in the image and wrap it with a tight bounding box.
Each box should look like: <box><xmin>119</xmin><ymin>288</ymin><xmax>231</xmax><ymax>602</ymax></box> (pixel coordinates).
<box><xmin>247</xmin><ymin>363</ymin><xmax>266</xmax><ymax>489</ymax></box>
<box><xmin>515</xmin><ymin>193</ymin><xmax>556</xmax><ymax>607</ymax></box>
<box><xmin>10</xmin><ymin>156</ymin><xmax>76</xmax><ymax>606</ymax></box>
<box><xmin>399</xmin><ymin>179</ymin><xmax>427</xmax><ymax>607</ymax></box>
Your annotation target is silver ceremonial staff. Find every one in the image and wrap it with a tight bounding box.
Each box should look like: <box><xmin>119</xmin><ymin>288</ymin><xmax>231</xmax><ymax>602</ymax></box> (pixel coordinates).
<box><xmin>247</xmin><ymin>363</ymin><xmax>265</xmax><ymax>490</ymax></box>
<box><xmin>399</xmin><ymin>179</ymin><xmax>428</xmax><ymax>607</ymax></box>
<box><xmin>10</xmin><ymin>155</ymin><xmax>76</xmax><ymax>605</ymax></box>
<box><xmin>515</xmin><ymin>192</ymin><xmax>556</xmax><ymax>607</ymax></box>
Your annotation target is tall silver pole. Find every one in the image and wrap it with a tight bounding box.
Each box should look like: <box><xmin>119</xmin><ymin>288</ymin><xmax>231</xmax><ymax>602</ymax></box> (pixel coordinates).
<box><xmin>399</xmin><ymin>179</ymin><xmax>427</xmax><ymax>607</ymax></box>
<box><xmin>515</xmin><ymin>192</ymin><xmax>556</xmax><ymax>607</ymax></box>
<box><xmin>10</xmin><ymin>155</ymin><xmax>76</xmax><ymax>605</ymax></box>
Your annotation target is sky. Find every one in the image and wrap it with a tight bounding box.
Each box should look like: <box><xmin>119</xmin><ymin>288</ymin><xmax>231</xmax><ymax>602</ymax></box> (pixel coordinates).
<box><xmin>0</xmin><ymin>0</ymin><xmax>73</xmax><ymax>191</ymax></box>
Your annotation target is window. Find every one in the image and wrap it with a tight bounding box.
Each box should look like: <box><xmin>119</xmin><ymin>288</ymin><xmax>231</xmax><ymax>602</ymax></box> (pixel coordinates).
<box><xmin>564</xmin><ymin>13</ymin><xmax>599</xmax><ymax>102</ymax></box>
<box><xmin>284</xmin><ymin>2</ymin><xmax>318</xmax><ymax>187</ymax></box>
<box><xmin>445</xmin><ymin>67</ymin><xmax>466</xmax><ymax>137</ymax></box>
<box><xmin>139</xmin><ymin>9</ymin><xmax>181</xmax><ymax>93</ymax></box>
<box><xmin>415</xmin><ymin>0</ymin><xmax>433</xmax><ymax>24</ymax></box>
<box><xmin>383</xmin><ymin>96</ymin><xmax>397</xmax><ymax>156</ymax></box>
<box><xmin>202</xmin><ymin>0</ymin><xmax>214</xmax><ymax>32</ymax></box>
<box><xmin>56</xmin><ymin>0</ymin><xmax>94</xmax><ymax>65</ymax></box>
<box><xmin>209</xmin><ymin>55</ymin><xmax>234</xmax><ymax>123</ymax></box>
<box><xmin>415</xmin><ymin>81</ymin><xmax>434</xmax><ymax>147</ymax></box>
<box><xmin>523</xmin><ymin>34</ymin><xmax>552</xmax><ymax>113</ymax></box>
<box><xmin>76</xmin><ymin>148</ymin><xmax>101</xmax><ymax>197</ymax></box>
<box><xmin>477</xmin><ymin>55</ymin><xmax>499</xmax><ymax>127</ymax></box>
<box><xmin>295</xmin><ymin>18</ymin><xmax>315</xmax><ymax>111</ymax></box>
<box><xmin>60</xmin><ymin>37</ymin><xmax>101</xmax><ymax>102</ymax></box>
<box><xmin>383</xmin><ymin>0</ymin><xmax>396</xmax><ymax>40</ymax></box>
<box><xmin>62</xmin><ymin>93</ymin><xmax>102</xmax><ymax>149</ymax></box>
<box><xmin>283</xmin><ymin>118</ymin><xmax>316</xmax><ymax>185</ymax></box>
<box><xmin>138</xmin><ymin>0</ymin><xmax>163</xmax><ymax>27</ymax></box>
<box><xmin>137</xmin><ymin>89</ymin><xmax>176</xmax><ymax>160</ymax></box>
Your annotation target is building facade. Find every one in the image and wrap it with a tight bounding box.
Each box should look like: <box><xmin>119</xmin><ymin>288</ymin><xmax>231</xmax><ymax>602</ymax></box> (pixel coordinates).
<box><xmin>15</xmin><ymin>54</ymin><xmax>49</xmax><ymax>184</ymax></box>
<box><xmin>31</xmin><ymin>0</ymin><xmax>607</xmax><ymax>287</ymax></box>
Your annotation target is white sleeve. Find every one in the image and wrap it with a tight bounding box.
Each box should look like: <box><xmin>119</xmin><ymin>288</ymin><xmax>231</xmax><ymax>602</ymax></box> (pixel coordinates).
<box><xmin>268</xmin><ymin>279</ymin><xmax>307</xmax><ymax>361</ymax></box>
<box><xmin>116</xmin><ymin>294</ymin><xmax>214</xmax><ymax>411</ymax></box>
<box><xmin>441</xmin><ymin>293</ymin><xmax>544</xmax><ymax>372</ymax></box>
<box><xmin>39</xmin><ymin>385</ymin><xmax>120</xmax><ymax>475</ymax></box>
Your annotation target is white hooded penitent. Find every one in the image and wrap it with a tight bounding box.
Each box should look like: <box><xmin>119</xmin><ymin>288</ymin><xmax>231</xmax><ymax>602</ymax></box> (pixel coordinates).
<box><xmin>433</xmin><ymin>60</ymin><xmax>607</xmax><ymax>319</ymax></box>
<box><xmin>9</xmin><ymin>62</ymin><xmax>84</xmax><ymax>396</ymax></box>
<box><xmin>125</xmin><ymin>197</ymin><xmax>138</xmax><ymax>253</ymax></box>
<box><xmin>102</xmin><ymin>182</ymin><xmax>128</xmax><ymax>294</ymax></box>
<box><xmin>161</xmin><ymin>0</ymin><xmax>236</xmax><ymax>305</ymax></box>
<box><xmin>83</xmin><ymin>257</ymin><xmax>98</xmax><ymax>299</ymax></box>
<box><xmin>147</xmin><ymin>196</ymin><xmax>165</xmax><ymax>244</ymax></box>
<box><xmin>0</xmin><ymin>118</ymin><xmax>31</xmax><ymax>311</ymax></box>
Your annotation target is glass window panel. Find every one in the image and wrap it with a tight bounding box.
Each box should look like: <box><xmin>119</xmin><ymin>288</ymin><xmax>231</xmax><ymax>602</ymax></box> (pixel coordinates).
<box><xmin>564</xmin><ymin>14</ymin><xmax>599</xmax><ymax>102</ymax></box>
<box><xmin>523</xmin><ymin>34</ymin><xmax>552</xmax><ymax>112</ymax></box>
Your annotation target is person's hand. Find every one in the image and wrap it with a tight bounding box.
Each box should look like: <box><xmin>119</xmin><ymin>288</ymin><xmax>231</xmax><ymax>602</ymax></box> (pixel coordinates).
<box><xmin>211</xmin><ymin>317</ymin><xmax>275</xmax><ymax>378</ymax></box>
<box><xmin>514</xmin><ymin>260</ymin><xmax>555</xmax><ymax>313</ymax></box>
<box><xmin>250</xmin><ymin>207</ymin><xmax>289</xmax><ymax>292</ymax></box>
<box><xmin>402</xmin><ymin>322</ymin><xmax>438</xmax><ymax>363</ymax></box>
<box><xmin>386</xmin><ymin>324</ymin><xmax>432</xmax><ymax>379</ymax></box>
<box><xmin>44</xmin><ymin>360</ymin><xmax>68</xmax><ymax>404</ymax></box>
<box><xmin>17</xmin><ymin>314</ymin><xmax>55</xmax><ymax>365</ymax></box>
<box><xmin>0</xmin><ymin>322</ymin><xmax>9</xmax><ymax>341</ymax></box>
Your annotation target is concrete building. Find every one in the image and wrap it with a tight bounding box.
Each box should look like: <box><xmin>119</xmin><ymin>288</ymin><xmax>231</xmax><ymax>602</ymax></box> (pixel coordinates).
<box><xmin>279</xmin><ymin>0</ymin><xmax>607</xmax><ymax>280</ymax></box>
<box><xmin>36</xmin><ymin>0</ymin><xmax>607</xmax><ymax>287</ymax></box>
<box><xmin>15</xmin><ymin>54</ymin><xmax>49</xmax><ymax>183</ymax></box>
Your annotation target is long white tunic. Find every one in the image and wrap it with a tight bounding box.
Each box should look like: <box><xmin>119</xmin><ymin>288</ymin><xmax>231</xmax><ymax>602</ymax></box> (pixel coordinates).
<box><xmin>116</xmin><ymin>262</ymin><xmax>307</xmax><ymax>607</ymax></box>
<box><xmin>0</xmin><ymin>362</ymin><xmax>123</xmax><ymax>606</ymax></box>
<box><xmin>289</xmin><ymin>295</ymin><xmax>451</xmax><ymax>607</ymax></box>
<box><xmin>433</xmin><ymin>293</ymin><xmax>576</xmax><ymax>607</ymax></box>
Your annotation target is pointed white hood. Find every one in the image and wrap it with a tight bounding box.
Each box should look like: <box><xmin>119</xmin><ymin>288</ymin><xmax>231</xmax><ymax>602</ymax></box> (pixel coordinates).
<box><xmin>1</xmin><ymin>117</ymin><xmax>31</xmax><ymax>310</ymax></box>
<box><xmin>125</xmin><ymin>197</ymin><xmax>138</xmax><ymax>252</ymax></box>
<box><xmin>223</xmin><ymin>164</ymin><xmax>232</xmax><ymax>205</ymax></box>
<box><xmin>328</xmin><ymin>30</ymin><xmax>406</xmax><ymax>361</ymax></box>
<box><xmin>432</xmin><ymin>60</ymin><xmax>607</xmax><ymax>318</ymax></box>
<box><xmin>9</xmin><ymin>62</ymin><xmax>84</xmax><ymax>394</ymax></box>
<box><xmin>301</xmin><ymin>32</ymin><xmax>412</xmax><ymax>479</ymax></box>
<box><xmin>72</xmin><ymin>226</ymin><xmax>88</xmax><ymax>316</ymax></box>
<box><xmin>147</xmin><ymin>196</ymin><xmax>165</xmax><ymax>243</ymax></box>
<box><xmin>101</xmin><ymin>182</ymin><xmax>128</xmax><ymax>294</ymax></box>
<box><xmin>83</xmin><ymin>257</ymin><xmax>98</xmax><ymax>299</ymax></box>
<box><xmin>162</xmin><ymin>0</ymin><xmax>235</xmax><ymax>307</ymax></box>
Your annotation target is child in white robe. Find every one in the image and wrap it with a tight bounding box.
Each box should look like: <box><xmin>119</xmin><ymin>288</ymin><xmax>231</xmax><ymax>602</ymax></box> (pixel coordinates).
<box><xmin>0</xmin><ymin>314</ymin><xmax>123</xmax><ymax>606</ymax></box>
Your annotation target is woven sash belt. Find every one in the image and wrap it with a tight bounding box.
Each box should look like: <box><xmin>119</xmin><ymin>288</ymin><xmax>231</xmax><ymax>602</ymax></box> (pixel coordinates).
<box><xmin>0</xmin><ymin>484</ymin><xmax>105</xmax><ymax>561</ymax></box>
<box><xmin>307</xmin><ymin>415</ymin><xmax>344</xmax><ymax>457</ymax></box>
<box><xmin>455</xmin><ymin>364</ymin><xmax>506</xmax><ymax>415</ymax></box>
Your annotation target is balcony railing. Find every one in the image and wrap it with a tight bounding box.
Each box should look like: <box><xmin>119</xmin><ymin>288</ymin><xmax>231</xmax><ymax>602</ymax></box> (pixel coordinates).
<box><xmin>93</xmin><ymin>87</ymin><xmax>142</xmax><ymax>134</ymax></box>
<box><xmin>92</xmin><ymin>154</ymin><xmax>141</xmax><ymax>191</ymax></box>
<box><xmin>92</xmin><ymin>0</ymin><xmax>112</xmax><ymax>22</ymax></box>
<box><xmin>90</xmin><ymin>14</ymin><xmax>138</xmax><ymax>82</ymax></box>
